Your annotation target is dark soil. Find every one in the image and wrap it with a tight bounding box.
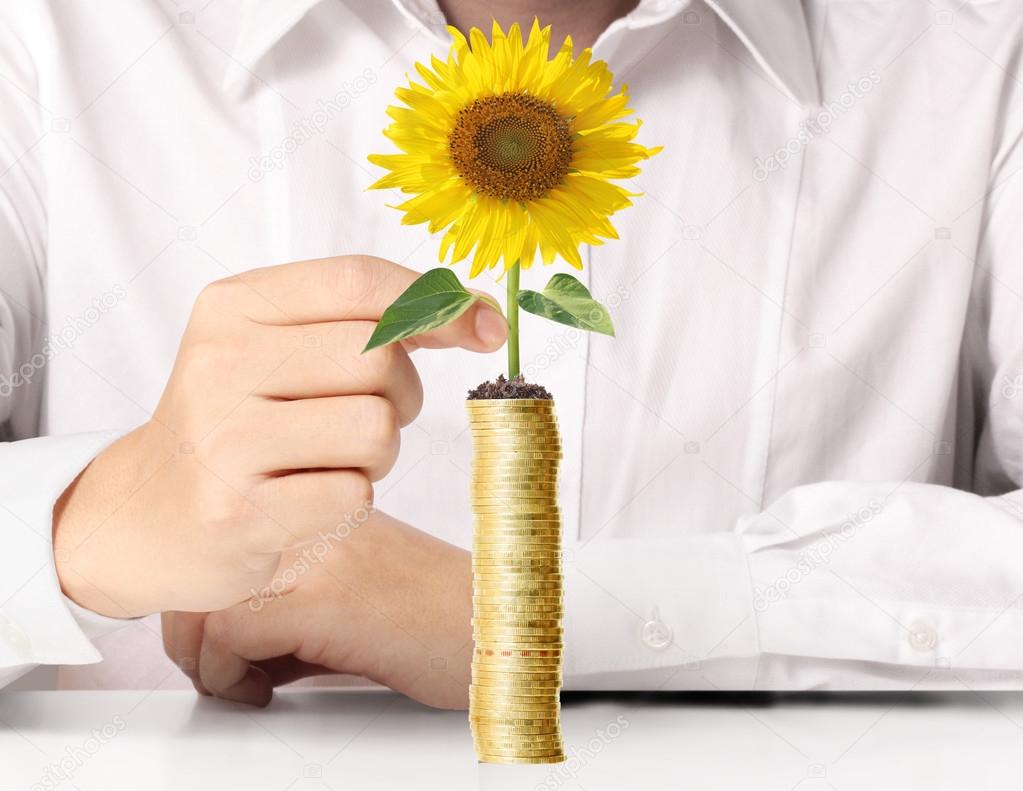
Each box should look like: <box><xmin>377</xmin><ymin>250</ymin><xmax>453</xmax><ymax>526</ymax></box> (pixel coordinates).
<box><xmin>467</xmin><ymin>374</ymin><xmax>553</xmax><ymax>400</ymax></box>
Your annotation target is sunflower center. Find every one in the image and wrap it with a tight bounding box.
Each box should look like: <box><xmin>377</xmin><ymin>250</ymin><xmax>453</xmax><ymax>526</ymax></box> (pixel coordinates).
<box><xmin>449</xmin><ymin>92</ymin><xmax>573</xmax><ymax>202</ymax></box>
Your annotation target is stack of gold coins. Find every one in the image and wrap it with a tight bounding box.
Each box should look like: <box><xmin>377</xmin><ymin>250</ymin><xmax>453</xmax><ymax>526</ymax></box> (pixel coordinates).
<box><xmin>466</xmin><ymin>398</ymin><xmax>566</xmax><ymax>765</ymax></box>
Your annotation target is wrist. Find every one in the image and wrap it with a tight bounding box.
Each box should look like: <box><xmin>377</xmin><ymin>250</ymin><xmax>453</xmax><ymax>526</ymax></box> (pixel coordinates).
<box><xmin>52</xmin><ymin>425</ymin><xmax>160</xmax><ymax>618</ymax></box>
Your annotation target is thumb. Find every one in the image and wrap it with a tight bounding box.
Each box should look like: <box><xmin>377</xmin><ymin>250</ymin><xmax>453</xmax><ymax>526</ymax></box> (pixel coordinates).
<box><xmin>400</xmin><ymin>298</ymin><xmax>507</xmax><ymax>353</ymax></box>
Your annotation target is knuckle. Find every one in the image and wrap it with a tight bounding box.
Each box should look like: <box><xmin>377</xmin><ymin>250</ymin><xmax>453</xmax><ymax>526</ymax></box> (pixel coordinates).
<box><xmin>358</xmin><ymin>328</ymin><xmax>401</xmax><ymax>377</ymax></box>
<box><xmin>194</xmin><ymin>277</ymin><xmax>239</xmax><ymax>313</ymax></box>
<box><xmin>357</xmin><ymin>395</ymin><xmax>400</xmax><ymax>450</ymax></box>
<box><xmin>178</xmin><ymin>338</ymin><xmax>236</xmax><ymax>384</ymax></box>
<box><xmin>330</xmin><ymin>255</ymin><xmax>382</xmax><ymax>299</ymax></box>
<box><xmin>194</xmin><ymin>474</ymin><xmax>250</xmax><ymax>530</ymax></box>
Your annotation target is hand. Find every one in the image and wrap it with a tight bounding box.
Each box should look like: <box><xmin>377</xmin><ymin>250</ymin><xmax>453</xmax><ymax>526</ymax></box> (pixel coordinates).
<box><xmin>53</xmin><ymin>256</ymin><xmax>505</xmax><ymax>617</ymax></box>
<box><xmin>162</xmin><ymin>510</ymin><xmax>473</xmax><ymax>709</ymax></box>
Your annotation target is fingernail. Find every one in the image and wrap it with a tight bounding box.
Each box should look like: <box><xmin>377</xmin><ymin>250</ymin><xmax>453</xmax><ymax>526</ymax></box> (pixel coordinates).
<box><xmin>474</xmin><ymin>306</ymin><xmax>507</xmax><ymax>348</ymax></box>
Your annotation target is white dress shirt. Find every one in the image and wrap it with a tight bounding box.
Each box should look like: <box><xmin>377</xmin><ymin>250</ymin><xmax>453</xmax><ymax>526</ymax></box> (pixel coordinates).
<box><xmin>2</xmin><ymin>0</ymin><xmax>1023</xmax><ymax>693</ymax></box>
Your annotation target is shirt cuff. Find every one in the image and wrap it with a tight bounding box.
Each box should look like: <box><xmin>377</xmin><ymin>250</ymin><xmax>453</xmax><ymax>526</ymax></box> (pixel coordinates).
<box><xmin>562</xmin><ymin>534</ymin><xmax>759</xmax><ymax>683</ymax></box>
<box><xmin>0</xmin><ymin>430</ymin><xmax>128</xmax><ymax>669</ymax></box>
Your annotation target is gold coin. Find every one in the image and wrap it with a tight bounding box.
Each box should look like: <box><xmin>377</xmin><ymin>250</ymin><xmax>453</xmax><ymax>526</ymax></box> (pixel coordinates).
<box><xmin>475</xmin><ymin>754</ymin><xmax>566</xmax><ymax>765</ymax></box>
<box><xmin>473</xmin><ymin>593</ymin><xmax>562</xmax><ymax>603</ymax></box>
<box><xmin>474</xmin><ymin>510</ymin><xmax>561</xmax><ymax>518</ymax></box>
<box><xmin>473</xmin><ymin>547</ymin><xmax>560</xmax><ymax>556</ymax></box>
<box><xmin>472</xmin><ymin>663</ymin><xmax>564</xmax><ymax>675</ymax></box>
<box><xmin>473</xmin><ymin>549</ymin><xmax>560</xmax><ymax>557</ymax></box>
<box><xmin>473</xmin><ymin>450</ymin><xmax>562</xmax><ymax>460</ymax></box>
<box><xmin>474</xmin><ymin>648</ymin><xmax>562</xmax><ymax>658</ymax></box>
<box><xmin>475</xmin><ymin>747</ymin><xmax>564</xmax><ymax>757</ymax></box>
<box><xmin>472</xmin><ymin>625</ymin><xmax>564</xmax><ymax>635</ymax></box>
<box><xmin>473</xmin><ymin>732</ymin><xmax>561</xmax><ymax>742</ymax></box>
<box><xmin>473</xmin><ymin>731</ymin><xmax>562</xmax><ymax>743</ymax></box>
<box><xmin>474</xmin><ymin>667</ymin><xmax>564</xmax><ymax>679</ymax></box>
<box><xmin>471</xmin><ymin>492</ymin><xmax>559</xmax><ymax>503</ymax></box>
<box><xmin>472</xmin><ymin>439</ymin><xmax>559</xmax><ymax>450</ymax></box>
<box><xmin>469</xmin><ymin>714</ymin><xmax>560</xmax><ymax>726</ymax></box>
<box><xmin>468</xmin><ymin>585</ymin><xmax>560</xmax><ymax>593</ymax></box>
<box><xmin>472</xmin><ymin>658</ymin><xmax>562</xmax><ymax>670</ymax></box>
<box><xmin>474</xmin><ymin>642</ymin><xmax>565</xmax><ymax>652</ymax></box>
<box><xmin>473</xmin><ymin>585</ymin><xmax>563</xmax><ymax>592</ymax></box>
<box><xmin>473</xmin><ymin>611</ymin><xmax>563</xmax><ymax>620</ymax></box>
<box><xmin>472</xmin><ymin>445</ymin><xmax>561</xmax><ymax>455</ymax></box>
<box><xmin>473</xmin><ymin>561</ymin><xmax>560</xmax><ymax>571</ymax></box>
<box><xmin>473</xmin><ymin>505</ymin><xmax>560</xmax><ymax>516</ymax></box>
<box><xmin>471</xmin><ymin>681</ymin><xmax>559</xmax><ymax>691</ymax></box>
<box><xmin>474</xmin><ymin>635</ymin><xmax>565</xmax><ymax>645</ymax></box>
<box><xmin>472</xmin><ymin>471</ymin><xmax>559</xmax><ymax>480</ymax></box>
<box><xmin>465</xmin><ymin>399</ymin><xmax>554</xmax><ymax>408</ymax></box>
<box><xmin>470</xmin><ymin>544</ymin><xmax>560</xmax><ymax>556</ymax></box>
<box><xmin>473</xmin><ymin>658</ymin><xmax>562</xmax><ymax>670</ymax></box>
<box><xmin>474</xmin><ymin>730</ymin><xmax>560</xmax><ymax>740</ymax></box>
<box><xmin>473</xmin><ymin>614</ymin><xmax>560</xmax><ymax>625</ymax></box>
<box><xmin>473</xmin><ymin>543</ymin><xmax>561</xmax><ymax>552</ymax></box>
<box><xmin>471</xmin><ymin>500</ymin><xmax>559</xmax><ymax>511</ymax></box>
<box><xmin>471</xmin><ymin>686</ymin><xmax>560</xmax><ymax>699</ymax></box>
<box><xmin>468</xmin><ymin>426</ymin><xmax>558</xmax><ymax>436</ymax></box>
<box><xmin>471</xmin><ymin>488</ymin><xmax>558</xmax><ymax>499</ymax></box>
<box><xmin>469</xmin><ymin>699</ymin><xmax>559</xmax><ymax>713</ymax></box>
<box><xmin>473</xmin><ymin>648</ymin><xmax>562</xmax><ymax>657</ymax></box>
<box><xmin>469</xmin><ymin>724</ymin><xmax>560</xmax><ymax>737</ymax></box>
<box><xmin>468</xmin><ymin>421</ymin><xmax>558</xmax><ymax>432</ymax></box>
<box><xmin>468</xmin><ymin>413</ymin><xmax>557</xmax><ymax>422</ymax></box>
<box><xmin>473</xmin><ymin>609</ymin><xmax>563</xmax><ymax>620</ymax></box>
<box><xmin>473</xmin><ymin>544</ymin><xmax>561</xmax><ymax>553</ymax></box>
<box><xmin>473</xmin><ymin>571</ymin><xmax>563</xmax><ymax>580</ymax></box>
<box><xmin>475</xmin><ymin>521</ymin><xmax>561</xmax><ymax>530</ymax></box>
<box><xmin>471</xmin><ymin>734</ymin><xmax>562</xmax><ymax>746</ymax></box>
<box><xmin>473</xmin><ymin>653</ymin><xmax>563</xmax><ymax>663</ymax></box>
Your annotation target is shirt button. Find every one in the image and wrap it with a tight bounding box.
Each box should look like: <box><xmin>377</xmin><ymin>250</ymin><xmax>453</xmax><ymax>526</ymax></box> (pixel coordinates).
<box><xmin>0</xmin><ymin>614</ymin><xmax>32</xmax><ymax>660</ymax></box>
<box><xmin>908</xmin><ymin>621</ymin><xmax>938</xmax><ymax>652</ymax></box>
<box><xmin>641</xmin><ymin>619</ymin><xmax>673</xmax><ymax>650</ymax></box>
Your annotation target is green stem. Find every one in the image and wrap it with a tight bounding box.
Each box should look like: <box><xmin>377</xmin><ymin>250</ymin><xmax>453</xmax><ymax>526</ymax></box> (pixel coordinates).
<box><xmin>506</xmin><ymin>261</ymin><xmax>520</xmax><ymax>379</ymax></box>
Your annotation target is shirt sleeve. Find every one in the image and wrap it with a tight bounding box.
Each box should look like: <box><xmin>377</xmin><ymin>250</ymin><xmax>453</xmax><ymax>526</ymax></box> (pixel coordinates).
<box><xmin>0</xmin><ymin>12</ymin><xmax>132</xmax><ymax>691</ymax></box>
<box><xmin>564</xmin><ymin>89</ymin><xmax>1023</xmax><ymax>693</ymax></box>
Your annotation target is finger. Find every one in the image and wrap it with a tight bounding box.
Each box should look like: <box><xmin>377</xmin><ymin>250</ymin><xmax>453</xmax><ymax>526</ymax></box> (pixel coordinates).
<box><xmin>399</xmin><ymin>299</ymin><xmax>507</xmax><ymax>353</ymax></box>
<box><xmin>252</xmin><ymin>656</ymin><xmax>332</xmax><ymax>687</ymax></box>
<box><xmin>199</xmin><ymin>597</ymin><xmax>307</xmax><ymax>706</ymax></box>
<box><xmin>248</xmin><ymin>470</ymin><xmax>374</xmax><ymax>551</ymax></box>
<box><xmin>255</xmin><ymin>321</ymin><xmax>424</xmax><ymax>425</ymax></box>
<box><xmin>162</xmin><ymin>611</ymin><xmax>211</xmax><ymax>695</ymax></box>
<box><xmin>206</xmin><ymin>256</ymin><xmax>506</xmax><ymax>352</ymax></box>
<box><xmin>224</xmin><ymin>395</ymin><xmax>400</xmax><ymax>480</ymax></box>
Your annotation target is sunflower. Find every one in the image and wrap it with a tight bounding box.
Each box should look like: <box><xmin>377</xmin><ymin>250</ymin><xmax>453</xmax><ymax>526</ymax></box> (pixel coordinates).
<box><xmin>368</xmin><ymin>20</ymin><xmax>660</xmax><ymax>277</ymax></box>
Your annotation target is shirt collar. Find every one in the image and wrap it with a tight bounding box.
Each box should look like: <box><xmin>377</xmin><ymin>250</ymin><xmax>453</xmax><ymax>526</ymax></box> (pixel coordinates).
<box><xmin>223</xmin><ymin>0</ymin><xmax>819</xmax><ymax>107</ymax></box>
<box><xmin>708</xmin><ymin>0</ymin><xmax>819</xmax><ymax>106</ymax></box>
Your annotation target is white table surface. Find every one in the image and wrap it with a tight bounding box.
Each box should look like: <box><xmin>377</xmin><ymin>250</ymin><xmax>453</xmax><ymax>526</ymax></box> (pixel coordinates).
<box><xmin>2</xmin><ymin>689</ymin><xmax>1022</xmax><ymax>790</ymax></box>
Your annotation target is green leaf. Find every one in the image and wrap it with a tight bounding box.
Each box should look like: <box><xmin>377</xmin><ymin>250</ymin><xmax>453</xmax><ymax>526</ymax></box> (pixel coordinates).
<box><xmin>362</xmin><ymin>268</ymin><xmax>480</xmax><ymax>352</ymax></box>
<box><xmin>517</xmin><ymin>273</ymin><xmax>615</xmax><ymax>336</ymax></box>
